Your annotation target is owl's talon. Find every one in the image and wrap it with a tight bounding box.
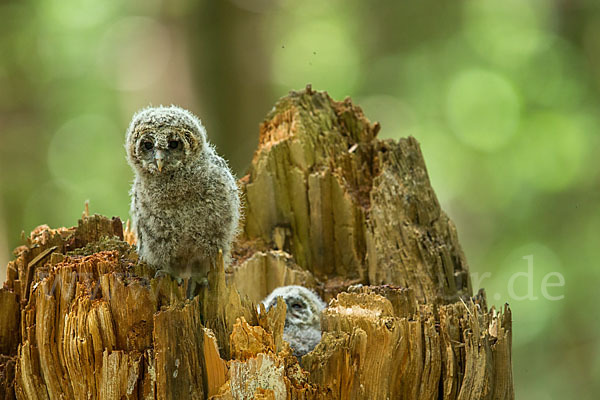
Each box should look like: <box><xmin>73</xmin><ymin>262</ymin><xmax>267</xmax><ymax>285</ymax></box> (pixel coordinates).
<box><xmin>197</xmin><ymin>277</ymin><xmax>209</xmax><ymax>288</ymax></box>
<box><xmin>154</xmin><ymin>269</ymin><xmax>170</xmax><ymax>279</ymax></box>
<box><xmin>184</xmin><ymin>277</ymin><xmax>209</xmax><ymax>299</ymax></box>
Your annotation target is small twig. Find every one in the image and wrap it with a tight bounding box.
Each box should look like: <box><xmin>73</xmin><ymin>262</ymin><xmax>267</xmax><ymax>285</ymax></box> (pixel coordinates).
<box><xmin>26</xmin><ymin>245</ymin><xmax>58</xmax><ymax>301</ymax></box>
<box><xmin>459</xmin><ymin>297</ymin><xmax>472</xmax><ymax>316</ymax></box>
<box><xmin>83</xmin><ymin>200</ymin><xmax>90</xmax><ymax>218</ymax></box>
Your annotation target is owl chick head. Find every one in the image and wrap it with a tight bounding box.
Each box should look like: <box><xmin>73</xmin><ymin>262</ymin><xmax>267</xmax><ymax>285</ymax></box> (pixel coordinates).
<box><xmin>262</xmin><ymin>285</ymin><xmax>326</xmax><ymax>330</ymax></box>
<box><xmin>126</xmin><ymin>105</ymin><xmax>208</xmax><ymax>175</ymax></box>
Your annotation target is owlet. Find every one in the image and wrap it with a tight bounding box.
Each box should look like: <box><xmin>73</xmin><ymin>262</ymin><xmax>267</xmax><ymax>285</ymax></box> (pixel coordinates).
<box><xmin>125</xmin><ymin>105</ymin><xmax>240</xmax><ymax>282</ymax></box>
<box><xmin>262</xmin><ymin>285</ymin><xmax>327</xmax><ymax>357</ymax></box>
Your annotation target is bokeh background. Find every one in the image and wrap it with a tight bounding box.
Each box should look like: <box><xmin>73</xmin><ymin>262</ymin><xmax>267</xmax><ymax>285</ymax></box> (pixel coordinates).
<box><xmin>1</xmin><ymin>0</ymin><xmax>598</xmax><ymax>397</ymax></box>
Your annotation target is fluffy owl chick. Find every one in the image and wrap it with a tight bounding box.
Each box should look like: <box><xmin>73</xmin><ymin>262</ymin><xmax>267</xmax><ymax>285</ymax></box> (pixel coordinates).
<box><xmin>126</xmin><ymin>105</ymin><xmax>240</xmax><ymax>283</ymax></box>
<box><xmin>262</xmin><ymin>285</ymin><xmax>327</xmax><ymax>358</ymax></box>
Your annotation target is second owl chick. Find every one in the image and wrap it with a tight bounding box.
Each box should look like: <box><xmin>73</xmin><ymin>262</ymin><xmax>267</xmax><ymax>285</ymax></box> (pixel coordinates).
<box><xmin>262</xmin><ymin>285</ymin><xmax>326</xmax><ymax>358</ymax></box>
<box><xmin>126</xmin><ymin>105</ymin><xmax>240</xmax><ymax>283</ymax></box>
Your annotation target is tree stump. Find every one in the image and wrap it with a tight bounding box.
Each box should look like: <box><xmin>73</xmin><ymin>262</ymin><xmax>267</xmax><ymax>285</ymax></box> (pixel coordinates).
<box><xmin>0</xmin><ymin>87</ymin><xmax>513</xmax><ymax>399</ymax></box>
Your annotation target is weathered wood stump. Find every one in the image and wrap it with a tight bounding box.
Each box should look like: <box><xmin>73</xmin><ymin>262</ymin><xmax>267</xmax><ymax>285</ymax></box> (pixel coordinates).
<box><xmin>0</xmin><ymin>87</ymin><xmax>513</xmax><ymax>399</ymax></box>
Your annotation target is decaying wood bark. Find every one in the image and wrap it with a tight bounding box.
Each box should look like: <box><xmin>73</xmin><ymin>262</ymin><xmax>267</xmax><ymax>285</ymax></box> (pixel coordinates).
<box><xmin>0</xmin><ymin>86</ymin><xmax>513</xmax><ymax>399</ymax></box>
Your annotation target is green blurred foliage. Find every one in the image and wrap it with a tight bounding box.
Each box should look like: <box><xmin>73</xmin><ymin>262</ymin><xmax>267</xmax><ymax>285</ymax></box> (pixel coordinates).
<box><xmin>1</xmin><ymin>0</ymin><xmax>599</xmax><ymax>397</ymax></box>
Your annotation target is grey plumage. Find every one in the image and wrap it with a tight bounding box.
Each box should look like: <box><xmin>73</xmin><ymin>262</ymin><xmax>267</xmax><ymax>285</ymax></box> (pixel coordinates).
<box><xmin>262</xmin><ymin>285</ymin><xmax>326</xmax><ymax>358</ymax></box>
<box><xmin>125</xmin><ymin>105</ymin><xmax>240</xmax><ymax>282</ymax></box>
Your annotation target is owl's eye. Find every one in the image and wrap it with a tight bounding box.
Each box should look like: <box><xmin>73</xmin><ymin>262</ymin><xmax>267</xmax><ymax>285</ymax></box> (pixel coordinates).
<box><xmin>291</xmin><ymin>302</ymin><xmax>304</xmax><ymax>310</ymax></box>
<box><xmin>142</xmin><ymin>141</ymin><xmax>153</xmax><ymax>150</ymax></box>
<box><xmin>168</xmin><ymin>140</ymin><xmax>181</xmax><ymax>150</ymax></box>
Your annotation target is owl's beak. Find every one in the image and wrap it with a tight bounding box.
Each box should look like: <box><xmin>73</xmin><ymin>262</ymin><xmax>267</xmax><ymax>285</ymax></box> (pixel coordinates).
<box><xmin>155</xmin><ymin>150</ymin><xmax>165</xmax><ymax>172</ymax></box>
